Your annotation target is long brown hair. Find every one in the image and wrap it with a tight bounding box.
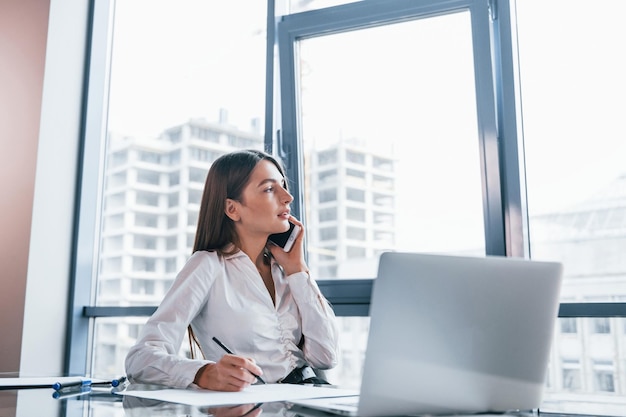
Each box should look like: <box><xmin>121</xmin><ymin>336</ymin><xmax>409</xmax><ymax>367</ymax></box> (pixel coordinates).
<box><xmin>192</xmin><ymin>149</ymin><xmax>287</xmax><ymax>254</ymax></box>
<box><xmin>188</xmin><ymin>149</ymin><xmax>287</xmax><ymax>358</ymax></box>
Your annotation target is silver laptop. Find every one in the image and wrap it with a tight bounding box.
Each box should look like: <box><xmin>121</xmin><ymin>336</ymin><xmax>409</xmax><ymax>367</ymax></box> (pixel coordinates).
<box><xmin>291</xmin><ymin>252</ymin><xmax>563</xmax><ymax>417</ymax></box>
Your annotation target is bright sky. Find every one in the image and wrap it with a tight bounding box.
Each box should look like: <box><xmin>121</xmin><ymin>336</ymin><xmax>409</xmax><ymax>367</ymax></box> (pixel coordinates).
<box><xmin>107</xmin><ymin>0</ymin><xmax>267</xmax><ymax>139</ymax></box>
<box><xmin>516</xmin><ymin>0</ymin><xmax>626</xmax><ymax>214</ymax></box>
<box><xmin>298</xmin><ymin>12</ymin><xmax>485</xmax><ymax>253</ymax></box>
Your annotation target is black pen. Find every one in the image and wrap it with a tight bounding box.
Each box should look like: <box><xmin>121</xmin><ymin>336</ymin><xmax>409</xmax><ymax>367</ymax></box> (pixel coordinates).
<box><xmin>111</xmin><ymin>376</ymin><xmax>127</xmax><ymax>387</ymax></box>
<box><xmin>91</xmin><ymin>375</ymin><xmax>127</xmax><ymax>388</ymax></box>
<box><xmin>52</xmin><ymin>378</ymin><xmax>91</xmax><ymax>391</ymax></box>
<box><xmin>52</xmin><ymin>385</ymin><xmax>91</xmax><ymax>399</ymax></box>
<box><xmin>212</xmin><ymin>337</ymin><xmax>266</xmax><ymax>384</ymax></box>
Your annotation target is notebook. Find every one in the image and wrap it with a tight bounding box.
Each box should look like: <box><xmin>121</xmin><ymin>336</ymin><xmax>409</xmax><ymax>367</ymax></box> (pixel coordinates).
<box><xmin>291</xmin><ymin>252</ymin><xmax>563</xmax><ymax>417</ymax></box>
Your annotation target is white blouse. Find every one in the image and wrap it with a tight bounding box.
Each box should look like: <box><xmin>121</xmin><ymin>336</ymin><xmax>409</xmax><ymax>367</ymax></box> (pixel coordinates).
<box><xmin>125</xmin><ymin>249</ymin><xmax>339</xmax><ymax>388</ymax></box>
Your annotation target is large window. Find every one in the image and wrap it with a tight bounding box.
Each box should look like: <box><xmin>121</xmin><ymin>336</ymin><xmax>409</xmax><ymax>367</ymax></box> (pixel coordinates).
<box><xmin>74</xmin><ymin>0</ymin><xmax>267</xmax><ymax>377</ymax></box>
<box><xmin>71</xmin><ymin>0</ymin><xmax>626</xmax><ymax>412</ymax></box>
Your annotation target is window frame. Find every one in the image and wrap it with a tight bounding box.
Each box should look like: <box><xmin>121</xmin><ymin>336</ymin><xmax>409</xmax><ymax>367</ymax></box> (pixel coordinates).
<box><xmin>65</xmin><ymin>0</ymin><xmax>115</xmax><ymax>376</ymax></box>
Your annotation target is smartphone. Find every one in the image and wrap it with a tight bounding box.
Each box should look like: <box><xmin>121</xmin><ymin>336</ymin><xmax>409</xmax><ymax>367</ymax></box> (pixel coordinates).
<box><xmin>268</xmin><ymin>222</ymin><xmax>301</xmax><ymax>252</ymax></box>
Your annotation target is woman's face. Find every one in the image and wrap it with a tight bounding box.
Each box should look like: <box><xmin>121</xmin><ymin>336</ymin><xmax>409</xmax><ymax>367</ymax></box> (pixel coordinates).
<box><xmin>230</xmin><ymin>159</ymin><xmax>293</xmax><ymax>238</ymax></box>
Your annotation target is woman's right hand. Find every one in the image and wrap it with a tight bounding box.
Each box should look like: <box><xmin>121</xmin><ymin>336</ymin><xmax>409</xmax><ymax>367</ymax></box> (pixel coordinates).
<box><xmin>194</xmin><ymin>354</ymin><xmax>263</xmax><ymax>391</ymax></box>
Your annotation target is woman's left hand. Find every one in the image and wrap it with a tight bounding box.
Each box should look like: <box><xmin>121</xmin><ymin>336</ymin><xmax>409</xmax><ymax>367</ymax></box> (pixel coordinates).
<box><xmin>267</xmin><ymin>216</ymin><xmax>309</xmax><ymax>276</ymax></box>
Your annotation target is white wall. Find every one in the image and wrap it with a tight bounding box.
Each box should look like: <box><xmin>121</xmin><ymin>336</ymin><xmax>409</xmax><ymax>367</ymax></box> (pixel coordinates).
<box><xmin>20</xmin><ymin>0</ymin><xmax>90</xmax><ymax>376</ymax></box>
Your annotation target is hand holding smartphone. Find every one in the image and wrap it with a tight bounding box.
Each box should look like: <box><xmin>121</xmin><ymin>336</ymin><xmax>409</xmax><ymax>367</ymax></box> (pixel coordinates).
<box><xmin>268</xmin><ymin>221</ymin><xmax>301</xmax><ymax>252</ymax></box>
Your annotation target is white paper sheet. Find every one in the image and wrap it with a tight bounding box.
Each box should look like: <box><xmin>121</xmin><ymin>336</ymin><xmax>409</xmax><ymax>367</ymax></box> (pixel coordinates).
<box><xmin>116</xmin><ymin>384</ymin><xmax>359</xmax><ymax>407</ymax></box>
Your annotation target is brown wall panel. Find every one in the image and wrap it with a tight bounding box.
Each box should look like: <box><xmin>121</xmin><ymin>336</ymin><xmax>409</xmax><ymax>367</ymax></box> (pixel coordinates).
<box><xmin>0</xmin><ymin>0</ymin><xmax>50</xmax><ymax>372</ymax></box>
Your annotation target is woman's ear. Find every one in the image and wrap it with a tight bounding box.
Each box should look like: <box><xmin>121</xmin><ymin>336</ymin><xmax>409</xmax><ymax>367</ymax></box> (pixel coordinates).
<box><xmin>224</xmin><ymin>198</ymin><xmax>240</xmax><ymax>222</ymax></box>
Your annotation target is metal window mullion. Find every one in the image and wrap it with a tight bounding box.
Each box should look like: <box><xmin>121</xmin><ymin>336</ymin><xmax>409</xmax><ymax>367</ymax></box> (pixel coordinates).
<box><xmin>468</xmin><ymin>0</ymin><xmax>507</xmax><ymax>257</ymax></box>
<box><xmin>66</xmin><ymin>0</ymin><xmax>115</xmax><ymax>376</ymax></box>
<box><xmin>488</xmin><ymin>0</ymin><xmax>529</xmax><ymax>258</ymax></box>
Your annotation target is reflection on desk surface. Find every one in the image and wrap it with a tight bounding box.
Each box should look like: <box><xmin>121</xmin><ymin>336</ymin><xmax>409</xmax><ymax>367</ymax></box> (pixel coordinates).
<box><xmin>0</xmin><ymin>384</ymin><xmax>622</xmax><ymax>417</ymax></box>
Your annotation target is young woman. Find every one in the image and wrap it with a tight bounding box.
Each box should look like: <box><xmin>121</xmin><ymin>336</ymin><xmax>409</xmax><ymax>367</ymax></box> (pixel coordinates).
<box><xmin>125</xmin><ymin>149</ymin><xmax>338</xmax><ymax>391</ymax></box>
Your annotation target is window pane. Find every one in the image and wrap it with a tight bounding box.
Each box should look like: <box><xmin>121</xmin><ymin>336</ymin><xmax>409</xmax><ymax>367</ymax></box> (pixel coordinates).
<box><xmin>92</xmin><ymin>0</ymin><xmax>266</xmax><ymax>376</ymax></box>
<box><xmin>324</xmin><ymin>316</ymin><xmax>369</xmax><ymax>389</ymax></box>
<box><xmin>93</xmin><ymin>317</ymin><xmax>195</xmax><ymax>377</ymax></box>
<box><xmin>518</xmin><ymin>0</ymin><xmax>626</xmax><ymax>409</ymax></box>
<box><xmin>299</xmin><ymin>12</ymin><xmax>486</xmax><ymax>280</ymax></box>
